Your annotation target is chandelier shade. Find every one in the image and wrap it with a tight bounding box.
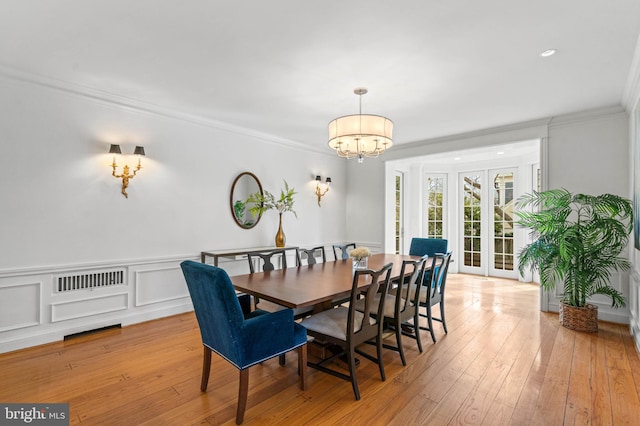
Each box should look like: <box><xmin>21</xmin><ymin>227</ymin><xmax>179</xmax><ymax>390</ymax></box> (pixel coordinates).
<box><xmin>327</xmin><ymin>88</ymin><xmax>393</xmax><ymax>163</ymax></box>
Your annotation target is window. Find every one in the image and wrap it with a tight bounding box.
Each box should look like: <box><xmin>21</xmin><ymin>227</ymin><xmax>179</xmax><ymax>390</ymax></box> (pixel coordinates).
<box><xmin>493</xmin><ymin>172</ymin><xmax>515</xmax><ymax>271</ymax></box>
<box><xmin>462</xmin><ymin>173</ymin><xmax>482</xmax><ymax>268</ymax></box>
<box><xmin>425</xmin><ymin>175</ymin><xmax>445</xmax><ymax>238</ymax></box>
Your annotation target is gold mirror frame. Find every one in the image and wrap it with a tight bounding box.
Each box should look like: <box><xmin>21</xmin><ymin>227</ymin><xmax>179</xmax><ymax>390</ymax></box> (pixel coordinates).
<box><xmin>230</xmin><ymin>172</ymin><xmax>263</xmax><ymax>229</ymax></box>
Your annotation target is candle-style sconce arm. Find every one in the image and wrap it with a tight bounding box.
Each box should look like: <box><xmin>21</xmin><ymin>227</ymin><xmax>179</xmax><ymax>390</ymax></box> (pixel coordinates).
<box><xmin>314</xmin><ymin>176</ymin><xmax>331</xmax><ymax>207</ymax></box>
<box><xmin>109</xmin><ymin>144</ymin><xmax>145</xmax><ymax>198</ymax></box>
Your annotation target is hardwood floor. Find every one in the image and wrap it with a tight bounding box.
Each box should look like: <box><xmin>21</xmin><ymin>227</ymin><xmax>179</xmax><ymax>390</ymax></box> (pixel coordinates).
<box><xmin>2</xmin><ymin>274</ymin><xmax>639</xmax><ymax>425</ymax></box>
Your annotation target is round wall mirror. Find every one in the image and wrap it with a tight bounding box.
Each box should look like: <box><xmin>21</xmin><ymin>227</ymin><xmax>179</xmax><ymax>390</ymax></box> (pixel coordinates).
<box><xmin>230</xmin><ymin>172</ymin><xmax>263</xmax><ymax>229</ymax></box>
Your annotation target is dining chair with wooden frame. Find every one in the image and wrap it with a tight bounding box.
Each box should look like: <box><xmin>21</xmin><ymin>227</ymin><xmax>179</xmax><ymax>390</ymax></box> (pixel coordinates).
<box><xmin>296</xmin><ymin>246</ymin><xmax>327</xmax><ymax>266</ymax></box>
<box><xmin>247</xmin><ymin>248</ymin><xmax>312</xmax><ymax>317</ymax></box>
<box><xmin>301</xmin><ymin>262</ymin><xmax>393</xmax><ymax>400</ymax></box>
<box><xmin>357</xmin><ymin>255</ymin><xmax>428</xmax><ymax>366</ymax></box>
<box><xmin>413</xmin><ymin>252</ymin><xmax>453</xmax><ymax>343</ymax></box>
<box><xmin>332</xmin><ymin>243</ymin><xmax>356</xmax><ymax>261</ymax></box>
<box><xmin>247</xmin><ymin>249</ymin><xmax>287</xmax><ymax>273</ymax></box>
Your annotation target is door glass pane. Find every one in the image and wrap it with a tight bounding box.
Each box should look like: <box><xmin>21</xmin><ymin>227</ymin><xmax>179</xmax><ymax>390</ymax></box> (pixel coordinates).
<box><xmin>425</xmin><ymin>176</ymin><xmax>444</xmax><ymax>238</ymax></box>
<box><xmin>493</xmin><ymin>172</ymin><xmax>514</xmax><ymax>271</ymax></box>
<box><xmin>463</xmin><ymin>174</ymin><xmax>482</xmax><ymax>268</ymax></box>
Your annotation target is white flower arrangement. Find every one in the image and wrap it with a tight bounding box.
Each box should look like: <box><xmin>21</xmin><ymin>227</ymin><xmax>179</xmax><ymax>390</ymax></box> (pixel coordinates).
<box><xmin>349</xmin><ymin>247</ymin><xmax>371</xmax><ymax>261</ymax></box>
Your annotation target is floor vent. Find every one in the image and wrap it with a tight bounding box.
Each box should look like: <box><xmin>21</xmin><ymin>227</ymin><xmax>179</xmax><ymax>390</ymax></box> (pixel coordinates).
<box><xmin>64</xmin><ymin>324</ymin><xmax>122</xmax><ymax>340</ymax></box>
<box><xmin>55</xmin><ymin>269</ymin><xmax>126</xmax><ymax>292</ymax></box>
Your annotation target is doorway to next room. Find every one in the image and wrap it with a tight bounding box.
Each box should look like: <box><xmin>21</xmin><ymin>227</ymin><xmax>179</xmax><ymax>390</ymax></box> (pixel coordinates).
<box><xmin>385</xmin><ymin>139</ymin><xmax>540</xmax><ymax>280</ymax></box>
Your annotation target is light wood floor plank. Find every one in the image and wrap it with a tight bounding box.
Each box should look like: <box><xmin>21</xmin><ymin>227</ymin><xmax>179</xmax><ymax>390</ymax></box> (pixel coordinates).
<box><xmin>1</xmin><ymin>274</ymin><xmax>639</xmax><ymax>425</ymax></box>
<box><xmin>565</xmin><ymin>331</ymin><xmax>593</xmax><ymax>424</ymax></box>
<box><xmin>601</xmin><ymin>321</ymin><xmax>640</xmax><ymax>424</ymax></box>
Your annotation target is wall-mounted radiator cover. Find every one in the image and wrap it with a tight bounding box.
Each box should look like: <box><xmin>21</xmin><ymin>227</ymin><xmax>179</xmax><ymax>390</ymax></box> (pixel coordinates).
<box><xmin>55</xmin><ymin>269</ymin><xmax>126</xmax><ymax>293</ymax></box>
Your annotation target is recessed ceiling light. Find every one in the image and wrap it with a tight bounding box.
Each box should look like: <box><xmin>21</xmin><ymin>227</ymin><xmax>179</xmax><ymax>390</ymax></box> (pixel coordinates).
<box><xmin>497</xmin><ymin>151</ymin><xmax>504</xmax><ymax>155</ymax></box>
<box><xmin>454</xmin><ymin>157</ymin><xmax>461</xmax><ymax>161</ymax></box>
<box><xmin>540</xmin><ymin>49</ymin><xmax>557</xmax><ymax>57</ymax></box>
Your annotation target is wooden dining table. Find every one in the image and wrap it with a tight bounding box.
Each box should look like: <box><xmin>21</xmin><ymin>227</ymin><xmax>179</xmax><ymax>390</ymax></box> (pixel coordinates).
<box><xmin>230</xmin><ymin>253</ymin><xmax>423</xmax><ymax>312</ymax></box>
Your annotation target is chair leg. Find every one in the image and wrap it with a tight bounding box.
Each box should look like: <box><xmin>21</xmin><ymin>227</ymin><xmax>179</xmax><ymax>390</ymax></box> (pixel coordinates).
<box><xmin>413</xmin><ymin>311</ymin><xmax>423</xmax><ymax>353</ymax></box>
<box><xmin>419</xmin><ymin>305</ymin><xmax>437</xmax><ymax>343</ymax></box>
<box><xmin>201</xmin><ymin>346</ymin><xmax>212</xmax><ymax>392</ymax></box>
<box><xmin>236</xmin><ymin>368</ymin><xmax>249</xmax><ymax>424</ymax></box>
<box><xmin>427</xmin><ymin>305</ymin><xmax>436</xmax><ymax>343</ymax></box>
<box><xmin>440</xmin><ymin>301</ymin><xmax>448</xmax><ymax>334</ymax></box>
<box><xmin>298</xmin><ymin>344</ymin><xmax>307</xmax><ymax>390</ymax></box>
<box><xmin>348</xmin><ymin>347</ymin><xmax>360</xmax><ymax>400</ymax></box>
<box><xmin>376</xmin><ymin>334</ymin><xmax>386</xmax><ymax>381</ymax></box>
<box><xmin>279</xmin><ymin>354</ymin><xmax>286</xmax><ymax>366</ymax></box>
<box><xmin>395</xmin><ymin>321</ymin><xmax>406</xmax><ymax>366</ymax></box>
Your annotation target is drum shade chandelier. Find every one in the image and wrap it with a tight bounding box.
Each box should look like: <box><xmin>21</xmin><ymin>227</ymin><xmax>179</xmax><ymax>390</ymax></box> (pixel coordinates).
<box><xmin>328</xmin><ymin>87</ymin><xmax>393</xmax><ymax>163</ymax></box>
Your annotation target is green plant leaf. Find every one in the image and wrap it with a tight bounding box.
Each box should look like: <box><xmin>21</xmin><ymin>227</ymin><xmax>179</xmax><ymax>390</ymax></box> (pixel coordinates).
<box><xmin>515</xmin><ymin>189</ymin><xmax>632</xmax><ymax>308</ymax></box>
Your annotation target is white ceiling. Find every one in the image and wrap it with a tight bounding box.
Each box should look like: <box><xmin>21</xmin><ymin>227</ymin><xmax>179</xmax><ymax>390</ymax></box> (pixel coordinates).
<box><xmin>2</xmin><ymin>1</ymin><xmax>639</xmax><ymax>151</ymax></box>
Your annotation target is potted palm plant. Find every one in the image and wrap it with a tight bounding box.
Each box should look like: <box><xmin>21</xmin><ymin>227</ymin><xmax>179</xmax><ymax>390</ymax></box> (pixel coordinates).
<box><xmin>515</xmin><ymin>189</ymin><xmax>633</xmax><ymax>332</ymax></box>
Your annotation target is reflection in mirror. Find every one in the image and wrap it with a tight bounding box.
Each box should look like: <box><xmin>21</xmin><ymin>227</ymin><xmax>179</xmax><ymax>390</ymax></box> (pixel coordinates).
<box><xmin>230</xmin><ymin>172</ymin><xmax>263</xmax><ymax>229</ymax></box>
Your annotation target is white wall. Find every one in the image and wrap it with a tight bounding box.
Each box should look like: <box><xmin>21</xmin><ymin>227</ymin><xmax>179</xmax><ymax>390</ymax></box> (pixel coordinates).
<box><xmin>345</xmin><ymin>157</ymin><xmax>386</xmax><ymax>249</ymax></box>
<box><xmin>0</xmin><ymin>74</ymin><xmax>347</xmax><ymax>352</ymax></box>
<box><xmin>546</xmin><ymin>109</ymin><xmax>631</xmax><ymax>324</ymax></box>
<box><xmin>0</xmin><ymin>76</ymin><xmax>347</xmax><ymax>269</ymax></box>
<box><xmin>547</xmin><ymin>110</ymin><xmax>629</xmax><ymax>194</ymax></box>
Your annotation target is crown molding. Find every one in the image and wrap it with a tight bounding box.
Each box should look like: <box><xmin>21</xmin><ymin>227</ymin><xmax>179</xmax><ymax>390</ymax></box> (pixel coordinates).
<box><xmin>0</xmin><ymin>64</ymin><xmax>331</xmax><ymax>156</ymax></box>
<box><xmin>387</xmin><ymin>117</ymin><xmax>551</xmax><ymax>160</ymax></box>
<box><xmin>547</xmin><ymin>105</ymin><xmax>626</xmax><ymax>129</ymax></box>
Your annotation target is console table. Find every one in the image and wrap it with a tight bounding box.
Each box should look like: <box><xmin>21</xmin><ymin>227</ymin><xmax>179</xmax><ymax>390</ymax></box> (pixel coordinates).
<box><xmin>200</xmin><ymin>246</ymin><xmax>300</xmax><ymax>266</ymax></box>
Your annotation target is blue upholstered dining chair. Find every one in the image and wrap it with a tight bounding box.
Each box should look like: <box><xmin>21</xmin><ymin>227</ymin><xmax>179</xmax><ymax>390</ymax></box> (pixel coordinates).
<box><xmin>180</xmin><ymin>260</ymin><xmax>308</xmax><ymax>425</ymax></box>
<box><xmin>409</xmin><ymin>238</ymin><xmax>448</xmax><ymax>284</ymax></box>
<box><xmin>409</xmin><ymin>237</ymin><xmax>448</xmax><ymax>257</ymax></box>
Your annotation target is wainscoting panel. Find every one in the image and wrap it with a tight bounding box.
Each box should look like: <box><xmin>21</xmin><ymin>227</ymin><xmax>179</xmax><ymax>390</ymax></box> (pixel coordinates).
<box><xmin>51</xmin><ymin>293</ymin><xmax>128</xmax><ymax>322</ymax></box>
<box><xmin>134</xmin><ymin>265</ymin><xmax>189</xmax><ymax>307</ymax></box>
<box><xmin>0</xmin><ymin>281</ymin><xmax>40</xmax><ymax>332</ymax></box>
<box><xmin>0</xmin><ymin>256</ymin><xmax>197</xmax><ymax>353</ymax></box>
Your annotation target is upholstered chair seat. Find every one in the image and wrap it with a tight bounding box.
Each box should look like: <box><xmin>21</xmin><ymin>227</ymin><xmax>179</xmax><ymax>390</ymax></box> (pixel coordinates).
<box><xmin>300</xmin><ymin>306</ymin><xmax>375</xmax><ymax>339</ymax></box>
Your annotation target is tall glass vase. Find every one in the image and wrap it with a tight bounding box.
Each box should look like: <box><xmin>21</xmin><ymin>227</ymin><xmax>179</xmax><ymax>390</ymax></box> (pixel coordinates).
<box><xmin>275</xmin><ymin>212</ymin><xmax>286</xmax><ymax>247</ymax></box>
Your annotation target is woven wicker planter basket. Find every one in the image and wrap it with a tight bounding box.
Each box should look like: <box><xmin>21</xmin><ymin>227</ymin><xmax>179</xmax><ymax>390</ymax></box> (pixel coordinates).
<box><xmin>559</xmin><ymin>302</ymin><xmax>598</xmax><ymax>333</ymax></box>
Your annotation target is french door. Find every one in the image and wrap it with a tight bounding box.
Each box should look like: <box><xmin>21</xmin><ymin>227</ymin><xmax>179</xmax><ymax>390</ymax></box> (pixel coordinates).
<box><xmin>459</xmin><ymin>168</ymin><xmax>518</xmax><ymax>278</ymax></box>
<box><xmin>394</xmin><ymin>171</ymin><xmax>404</xmax><ymax>254</ymax></box>
<box><xmin>489</xmin><ymin>169</ymin><xmax>517</xmax><ymax>278</ymax></box>
<box><xmin>460</xmin><ymin>172</ymin><xmax>483</xmax><ymax>274</ymax></box>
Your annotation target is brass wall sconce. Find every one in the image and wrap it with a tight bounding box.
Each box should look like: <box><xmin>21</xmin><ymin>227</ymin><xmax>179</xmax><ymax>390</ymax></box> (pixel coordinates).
<box><xmin>109</xmin><ymin>144</ymin><xmax>145</xmax><ymax>198</ymax></box>
<box><xmin>315</xmin><ymin>176</ymin><xmax>331</xmax><ymax>206</ymax></box>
